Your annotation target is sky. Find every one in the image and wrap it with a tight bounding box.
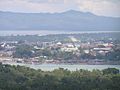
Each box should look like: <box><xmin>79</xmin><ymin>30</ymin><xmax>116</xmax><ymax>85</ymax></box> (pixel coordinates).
<box><xmin>0</xmin><ymin>0</ymin><xmax>120</xmax><ymax>17</ymax></box>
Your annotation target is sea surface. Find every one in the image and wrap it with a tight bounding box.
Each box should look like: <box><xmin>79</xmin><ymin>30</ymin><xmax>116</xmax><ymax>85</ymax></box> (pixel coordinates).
<box><xmin>3</xmin><ymin>62</ymin><xmax>120</xmax><ymax>71</ymax></box>
<box><xmin>0</xmin><ymin>30</ymin><xmax>120</xmax><ymax>36</ymax></box>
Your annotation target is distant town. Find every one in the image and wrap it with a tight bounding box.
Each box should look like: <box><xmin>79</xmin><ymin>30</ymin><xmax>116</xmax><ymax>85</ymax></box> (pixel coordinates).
<box><xmin>0</xmin><ymin>32</ymin><xmax>120</xmax><ymax>65</ymax></box>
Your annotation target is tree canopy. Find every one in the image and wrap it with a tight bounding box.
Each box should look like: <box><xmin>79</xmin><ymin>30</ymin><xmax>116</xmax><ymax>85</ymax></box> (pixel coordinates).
<box><xmin>0</xmin><ymin>64</ymin><xmax>120</xmax><ymax>90</ymax></box>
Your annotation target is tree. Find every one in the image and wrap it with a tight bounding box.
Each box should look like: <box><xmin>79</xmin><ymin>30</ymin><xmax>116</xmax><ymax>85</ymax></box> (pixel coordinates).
<box><xmin>0</xmin><ymin>64</ymin><xmax>120</xmax><ymax>90</ymax></box>
<box><xmin>106</xmin><ymin>48</ymin><xmax>120</xmax><ymax>61</ymax></box>
<box><xmin>103</xmin><ymin>68</ymin><xmax>119</xmax><ymax>75</ymax></box>
<box><xmin>13</xmin><ymin>44</ymin><xmax>33</xmax><ymax>58</ymax></box>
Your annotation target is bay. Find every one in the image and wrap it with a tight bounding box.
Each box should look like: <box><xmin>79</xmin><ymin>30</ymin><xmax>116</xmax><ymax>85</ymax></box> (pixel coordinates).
<box><xmin>0</xmin><ymin>30</ymin><xmax>120</xmax><ymax>36</ymax></box>
<box><xmin>3</xmin><ymin>62</ymin><xmax>120</xmax><ymax>71</ymax></box>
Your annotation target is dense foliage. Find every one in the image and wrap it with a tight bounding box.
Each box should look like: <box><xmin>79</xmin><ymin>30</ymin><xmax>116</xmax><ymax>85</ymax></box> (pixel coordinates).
<box><xmin>0</xmin><ymin>63</ymin><xmax>120</xmax><ymax>90</ymax></box>
<box><xmin>106</xmin><ymin>47</ymin><xmax>120</xmax><ymax>61</ymax></box>
<box><xmin>13</xmin><ymin>44</ymin><xmax>33</xmax><ymax>58</ymax></box>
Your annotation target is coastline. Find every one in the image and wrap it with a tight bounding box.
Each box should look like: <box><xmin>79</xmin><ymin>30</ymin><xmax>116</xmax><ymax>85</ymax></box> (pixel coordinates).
<box><xmin>0</xmin><ymin>30</ymin><xmax>120</xmax><ymax>36</ymax></box>
<box><xmin>1</xmin><ymin>61</ymin><xmax>120</xmax><ymax>71</ymax></box>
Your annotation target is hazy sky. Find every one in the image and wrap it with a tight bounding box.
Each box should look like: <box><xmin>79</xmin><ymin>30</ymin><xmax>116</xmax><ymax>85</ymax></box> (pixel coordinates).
<box><xmin>0</xmin><ymin>0</ymin><xmax>120</xmax><ymax>17</ymax></box>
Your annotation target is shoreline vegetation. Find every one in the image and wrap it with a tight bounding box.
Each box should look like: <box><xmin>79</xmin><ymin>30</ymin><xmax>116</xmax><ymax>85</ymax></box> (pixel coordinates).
<box><xmin>0</xmin><ymin>63</ymin><xmax>120</xmax><ymax>90</ymax></box>
<box><xmin>2</xmin><ymin>62</ymin><xmax>120</xmax><ymax>72</ymax></box>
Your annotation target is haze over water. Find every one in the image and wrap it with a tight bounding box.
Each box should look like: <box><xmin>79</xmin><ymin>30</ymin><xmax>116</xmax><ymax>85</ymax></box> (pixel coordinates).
<box><xmin>0</xmin><ymin>30</ymin><xmax>119</xmax><ymax>36</ymax></box>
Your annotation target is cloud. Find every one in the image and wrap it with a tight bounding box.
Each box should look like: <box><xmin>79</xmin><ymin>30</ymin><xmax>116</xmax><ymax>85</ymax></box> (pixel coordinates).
<box><xmin>77</xmin><ymin>0</ymin><xmax>120</xmax><ymax>17</ymax></box>
<box><xmin>0</xmin><ymin>0</ymin><xmax>120</xmax><ymax>17</ymax></box>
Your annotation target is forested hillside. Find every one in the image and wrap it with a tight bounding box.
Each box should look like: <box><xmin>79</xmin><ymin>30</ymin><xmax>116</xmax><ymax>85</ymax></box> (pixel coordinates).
<box><xmin>0</xmin><ymin>63</ymin><xmax>120</xmax><ymax>90</ymax></box>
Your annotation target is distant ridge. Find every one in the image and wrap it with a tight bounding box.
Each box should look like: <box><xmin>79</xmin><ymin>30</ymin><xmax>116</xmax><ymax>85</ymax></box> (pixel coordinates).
<box><xmin>0</xmin><ymin>10</ymin><xmax>120</xmax><ymax>31</ymax></box>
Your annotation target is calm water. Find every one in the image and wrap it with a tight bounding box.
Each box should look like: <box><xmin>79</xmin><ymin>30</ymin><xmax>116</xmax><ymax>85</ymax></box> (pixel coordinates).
<box><xmin>0</xmin><ymin>30</ymin><xmax>120</xmax><ymax>36</ymax></box>
<box><xmin>3</xmin><ymin>62</ymin><xmax>120</xmax><ymax>71</ymax></box>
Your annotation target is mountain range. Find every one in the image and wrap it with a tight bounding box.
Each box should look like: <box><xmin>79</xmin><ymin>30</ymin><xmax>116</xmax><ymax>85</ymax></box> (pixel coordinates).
<box><xmin>0</xmin><ymin>10</ymin><xmax>120</xmax><ymax>31</ymax></box>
